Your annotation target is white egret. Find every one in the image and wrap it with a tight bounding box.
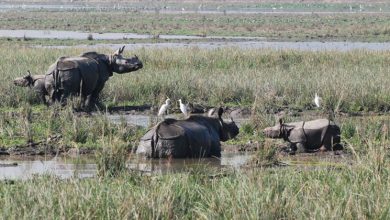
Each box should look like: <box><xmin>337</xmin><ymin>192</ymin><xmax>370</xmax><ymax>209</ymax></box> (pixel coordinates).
<box><xmin>158</xmin><ymin>98</ymin><xmax>171</xmax><ymax>118</ymax></box>
<box><xmin>207</xmin><ymin>108</ymin><xmax>216</xmax><ymax>117</ymax></box>
<box><xmin>178</xmin><ymin>99</ymin><xmax>188</xmax><ymax>117</ymax></box>
<box><xmin>314</xmin><ymin>93</ymin><xmax>321</xmax><ymax>108</ymax></box>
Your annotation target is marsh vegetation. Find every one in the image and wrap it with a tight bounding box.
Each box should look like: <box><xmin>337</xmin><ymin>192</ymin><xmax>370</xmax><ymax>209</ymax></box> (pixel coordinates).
<box><xmin>1</xmin><ymin>5</ymin><xmax>390</xmax><ymax>42</ymax></box>
<box><xmin>1</xmin><ymin>1</ymin><xmax>390</xmax><ymax>218</ymax></box>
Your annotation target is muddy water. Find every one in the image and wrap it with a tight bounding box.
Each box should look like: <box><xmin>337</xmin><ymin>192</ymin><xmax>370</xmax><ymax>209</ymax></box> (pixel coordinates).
<box><xmin>105</xmin><ymin>113</ymin><xmax>250</xmax><ymax>128</ymax></box>
<box><xmin>2</xmin><ymin>29</ymin><xmax>390</xmax><ymax>51</ymax></box>
<box><xmin>0</xmin><ymin>29</ymin><xmax>263</xmax><ymax>41</ymax></box>
<box><xmin>44</xmin><ymin>41</ymin><xmax>390</xmax><ymax>51</ymax></box>
<box><xmin>0</xmin><ymin>152</ymin><xmax>253</xmax><ymax>180</ymax></box>
<box><xmin>0</xmin><ymin>4</ymin><xmax>388</xmax><ymax>14</ymax></box>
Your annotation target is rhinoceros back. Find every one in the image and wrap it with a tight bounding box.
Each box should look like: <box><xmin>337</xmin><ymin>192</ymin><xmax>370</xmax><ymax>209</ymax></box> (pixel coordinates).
<box><xmin>137</xmin><ymin>128</ymin><xmax>156</xmax><ymax>157</ymax></box>
<box><xmin>137</xmin><ymin>118</ymin><xmax>217</xmax><ymax>158</ymax></box>
<box><xmin>288</xmin><ymin>119</ymin><xmax>340</xmax><ymax>150</ymax></box>
<box><xmin>48</xmin><ymin>56</ymin><xmax>99</xmax><ymax>95</ymax></box>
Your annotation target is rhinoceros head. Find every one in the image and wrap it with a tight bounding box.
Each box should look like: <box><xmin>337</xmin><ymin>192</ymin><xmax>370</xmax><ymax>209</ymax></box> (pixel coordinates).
<box><xmin>217</xmin><ymin>108</ymin><xmax>239</xmax><ymax>141</ymax></box>
<box><xmin>263</xmin><ymin>119</ymin><xmax>293</xmax><ymax>139</ymax></box>
<box><xmin>13</xmin><ymin>71</ymin><xmax>34</xmax><ymax>87</ymax></box>
<box><xmin>110</xmin><ymin>46</ymin><xmax>143</xmax><ymax>73</ymax></box>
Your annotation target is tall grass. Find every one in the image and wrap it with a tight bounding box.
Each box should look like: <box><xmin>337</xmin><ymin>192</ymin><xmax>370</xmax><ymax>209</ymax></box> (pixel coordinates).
<box><xmin>1</xmin><ymin>10</ymin><xmax>389</xmax><ymax>41</ymax></box>
<box><xmin>0</xmin><ymin>134</ymin><xmax>389</xmax><ymax>219</ymax></box>
<box><xmin>1</xmin><ymin>45</ymin><xmax>389</xmax><ymax>113</ymax></box>
<box><xmin>0</xmin><ymin>103</ymin><xmax>145</xmax><ymax>149</ymax></box>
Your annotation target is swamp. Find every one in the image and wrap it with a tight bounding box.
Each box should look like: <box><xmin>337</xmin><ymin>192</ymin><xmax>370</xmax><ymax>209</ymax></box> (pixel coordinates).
<box><xmin>0</xmin><ymin>0</ymin><xmax>390</xmax><ymax>219</ymax></box>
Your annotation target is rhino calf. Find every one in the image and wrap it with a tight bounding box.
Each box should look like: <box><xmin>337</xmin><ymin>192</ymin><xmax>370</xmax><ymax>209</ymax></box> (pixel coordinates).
<box><xmin>13</xmin><ymin>71</ymin><xmax>48</xmax><ymax>105</ymax></box>
<box><xmin>137</xmin><ymin>108</ymin><xmax>239</xmax><ymax>158</ymax></box>
<box><xmin>263</xmin><ymin>118</ymin><xmax>343</xmax><ymax>154</ymax></box>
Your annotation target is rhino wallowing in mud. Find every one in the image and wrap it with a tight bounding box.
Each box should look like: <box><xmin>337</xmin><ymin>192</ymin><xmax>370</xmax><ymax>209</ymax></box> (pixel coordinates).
<box><xmin>44</xmin><ymin>46</ymin><xmax>142</xmax><ymax>109</ymax></box>
<box><xmin>263</xmin><ymin>118</ymin><xmax>343</xmax><ymax>154</ymax></box>
<box><xmin>137</xmin><ymin>108</ymin><xmax>239</xmax><ymax>158</ymax></box>
<box><xmin>13</xmin><ymin>71</ymin><xmax>48</xmax><ymax>105</ymax></box>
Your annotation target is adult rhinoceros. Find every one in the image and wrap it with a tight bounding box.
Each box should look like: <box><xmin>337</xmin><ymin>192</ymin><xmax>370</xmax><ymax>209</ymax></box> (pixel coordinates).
<box><xmin>44</xmin><ymin>46</ymin><xmax>142</xmax><ymax>108</ymax></box>
<box><xmin>263</xmin><ymin>118</ymin><xmax>343</xmax><ymax>154</ymax></box>
<box><xmin>137</xmin><ymin>108</ymin><xmax>239</xmax><ymax>158</ymax></box>
<box><xmin>13</xmin><ymin>71</ymin><xmax>48</xmax><ymax>105</ymax></box>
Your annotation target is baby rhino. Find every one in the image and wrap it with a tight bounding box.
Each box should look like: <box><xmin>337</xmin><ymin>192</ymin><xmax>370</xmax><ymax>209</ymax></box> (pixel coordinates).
<box><xmin>13</xmin><ymin>71</ymin><xmax>48</xmax><ymax>105</ymax></box>
<box><xmin>263</xmin><ymin>118</ymin><xmax>343</xmax><ymax>154</ymax></box>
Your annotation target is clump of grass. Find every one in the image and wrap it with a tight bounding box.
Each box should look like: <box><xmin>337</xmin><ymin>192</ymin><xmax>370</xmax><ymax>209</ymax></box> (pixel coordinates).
<box><xmin>248</xmin><ymin>138</ymin><xmax>280</xmax><ymax>166</ymax></box>
<box><xmin>20</xmin><ymin>103</ymin><xmax>33</xmax><ymax>144</ymax></box>
<box><xmin>95</xmin><ymin>140</ymin><xmax>129</xmax><ymax>178</ymax></box>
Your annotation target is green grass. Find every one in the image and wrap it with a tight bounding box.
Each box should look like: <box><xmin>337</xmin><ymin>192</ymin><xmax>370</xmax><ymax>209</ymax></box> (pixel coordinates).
<box><xmin>0</xmin><ymin>29</ymin><xmax>389</xmax><ymax>218</ymax></box>
<box><xmin>0</xmin><ymin>104</ymin><xmax>147</xmax><ymax>149</ymax></box>
<box><xmin>1</xmin><ymin>136</ymin><xmax>389</xmax><ymax>219</ymax></box>
<box><xmin>1</xmin><ymin>45</ymin><xmax>389</xmax><ymax>113</ymax></box>
<box><xmin>1</xmin><ymin>114</ymin><xmax>387</xmax><ymax>219</ymax></box>
<box><xmin>1</xmin><ymin>9</ymin><xmax>390</xmax><ymax>42</ymax></box>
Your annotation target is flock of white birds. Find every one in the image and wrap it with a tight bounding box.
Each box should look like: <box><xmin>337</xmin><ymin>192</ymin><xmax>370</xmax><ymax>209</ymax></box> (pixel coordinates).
<box><xmin>157</xmin><ymin>93</ymin><xmax>321</xmax><ymax>119</ymax></box>
<box><xmin>157</xmin><ymin>98</ymin><xmax>188</xmax><ymax>118</ymax></box>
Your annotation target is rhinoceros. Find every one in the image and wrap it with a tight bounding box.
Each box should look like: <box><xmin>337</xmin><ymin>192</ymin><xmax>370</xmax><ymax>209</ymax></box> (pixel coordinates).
<box><xmin>13</xmin><ymin>71</ymin><xmax>48</xmax><ymax>104</ymax></box>
<box><xmin>137</xmin><ymin>108</ymin><xmax>239</xmax><ymax>158</ymax></box>
<box><xmin>263</xmin><ymin>118</ymin><xmax>343</xmax><ymax>154</ymax></box>
<box><xmin>44</xmin><ymin>46</ymin><xmax>142</xmax><ymax>108</ymax></box>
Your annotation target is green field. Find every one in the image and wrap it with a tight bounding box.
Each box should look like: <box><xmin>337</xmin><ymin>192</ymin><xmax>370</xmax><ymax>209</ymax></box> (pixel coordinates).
<box><xmin>1</xmin><ymin>8</ymin><xmax>390</xmax><ymax>42</ymax></box>
<box><xmin>2</xmin><ymin>46</ymin><xmax>389</xmax><ymax>112</ymax></box>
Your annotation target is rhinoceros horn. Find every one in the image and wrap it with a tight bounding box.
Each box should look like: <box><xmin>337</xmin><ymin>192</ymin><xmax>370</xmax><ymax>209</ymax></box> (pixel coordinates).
<box><xmin>114</xmin><ymin>46</ymin><xmax>125</xmax><ymax>56</ymax></box>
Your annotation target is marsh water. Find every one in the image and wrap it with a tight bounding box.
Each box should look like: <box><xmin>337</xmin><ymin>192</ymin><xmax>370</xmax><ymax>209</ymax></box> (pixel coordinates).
<box><xmin>2</xmin><ymin>29</ymin><xmax>390</xmax><ymax>51</ymax></box>
<box><xmin>0</xmin><ymin>152</ymin><xmax>253</xmax><ymax>180</ymax></box>
<box><xmin>0</xmin><ymin>113</ymin><xmax>253</xmax><ymax>180</ymax></box>
<box><xmin>105</xmin><ymin>113</ymin><xmax>250</xmax><ymax>128</ymax></box>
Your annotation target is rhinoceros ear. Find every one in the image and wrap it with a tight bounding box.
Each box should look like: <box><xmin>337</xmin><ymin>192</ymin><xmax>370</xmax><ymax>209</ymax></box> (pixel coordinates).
<box><xmin>279</xmin><ymin>118</ymin><xmax>283</xmax><ymax>125</ymax></box>
<box><xmin>27</xmin><ymin>70</ymin><xmax>31</xmax><ymax>76</ymax></box>
<box><xmin>114</xmin><ymin>46</ymin><xmax>125</xmax><ymax>56</ymax></box>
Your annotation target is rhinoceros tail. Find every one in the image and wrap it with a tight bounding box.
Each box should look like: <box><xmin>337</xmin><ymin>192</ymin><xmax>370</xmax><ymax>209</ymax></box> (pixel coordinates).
<box><xmin>78</xmin><ymin>68</ymin><xmax>83</xmax><ymax>98</ymax></box>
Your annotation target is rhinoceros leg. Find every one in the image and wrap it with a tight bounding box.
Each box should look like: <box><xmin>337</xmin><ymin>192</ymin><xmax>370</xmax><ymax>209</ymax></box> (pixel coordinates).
<box><xmin>37</xmin><ymin>92</ymin><xmax>47</xmax><ymax>106</ymax></box>
<box><xmin>286</xmin><ymin>143</ymin><xmax>306</xmax><ymax>155</ymax></box>
<box><xmin>322</xmin><ymin>125</ymin><xmax>343</xmax><ymax>151</ymax></box>
<box><xmin>89</xmin><ymin>81</ymin><xmax>106</xmax><ymax>109</ymax></box>
<box><xmin>209</xmin><ymin>140</ymin><xmax>221</xmax><ymax>158</ymax></box>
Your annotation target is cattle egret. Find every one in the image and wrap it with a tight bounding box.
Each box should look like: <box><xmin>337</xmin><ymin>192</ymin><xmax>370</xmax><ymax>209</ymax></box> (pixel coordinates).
<box><xmin>314</xmin><ymin>93</ymin><xmax>321</xmax><ymax>108</ymax></box>
<box><xmin>207</xmin><ymin>108</ymin><xmax>216</xmax><ymax>117</ymax></box>
<box><xmin>158</xmin><ymin>98</ymin><xmax>171</xmax><ymax>118</ymax></box>
<box><xmin>178</xmin><ymin>99</ymin><xmax>188</xmax><ymax>117</ymax></box>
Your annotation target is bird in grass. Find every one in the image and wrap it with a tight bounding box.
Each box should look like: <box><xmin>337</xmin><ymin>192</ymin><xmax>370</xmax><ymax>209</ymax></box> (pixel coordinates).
<box><xmin>314</xmin><ymin>93</ymin><xmax>322</xmax><ymax>108</ymax></box>
<box><xmin>178</xmin><ymin>99</ymin><xmax>188</xmax><ymax>117</ymax></box>
<box><xmin>158</xmin><ymin>98</ymin><xmax>171</xmax><ymax>118</ymax></box>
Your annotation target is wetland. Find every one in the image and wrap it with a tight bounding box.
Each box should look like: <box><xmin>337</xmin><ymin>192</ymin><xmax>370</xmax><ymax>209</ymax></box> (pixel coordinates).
<box><xmin>1</xmin><ymin>1</ymin><xmax>390</xmax><ymax>218</ymax></box>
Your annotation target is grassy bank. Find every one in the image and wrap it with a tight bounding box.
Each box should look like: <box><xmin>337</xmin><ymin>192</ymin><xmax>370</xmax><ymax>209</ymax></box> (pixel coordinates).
<box><xmin>2</xmin><ymin>46</ymin><xmax>389</xmax><ymax>113</ymax></box>
<box><xmin>1</xmin><ymin>138</ymin><xmax>389</xmax><ymax>219</ymax></box>
<box><xmin>0</xmin><ymin>104</ymin><xmax>147</xmax><ymax>150</ymax></box>
<box><xmin>1</xmin><ymin>114</ymin><xmax>388</xmax><ymax>219</ymax></box>
<box><xmin>1</xmin><ymin>10</ymin><xmax>390</xmax><ymax>42</ymax></box>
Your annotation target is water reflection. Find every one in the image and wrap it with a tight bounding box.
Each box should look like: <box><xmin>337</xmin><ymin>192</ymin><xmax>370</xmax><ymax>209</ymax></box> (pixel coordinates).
<box><xmin>0</xmin><ymin>157</ymin><xmax>97</xmax><ymax>180</ymax></box>
<box><xmin>105</xmin><ymin>113</ymin><xmax>250</xmax><ymax>128</ymax></box>
<box><xmin>0</xmin><ymin>152</ymin><xmax>253</xmax><ymax>180</ymax></box>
